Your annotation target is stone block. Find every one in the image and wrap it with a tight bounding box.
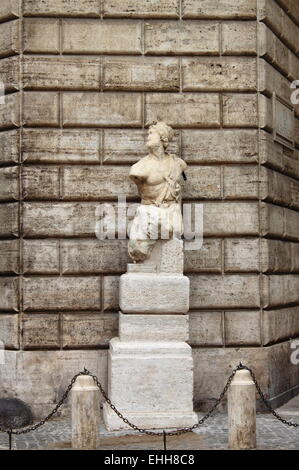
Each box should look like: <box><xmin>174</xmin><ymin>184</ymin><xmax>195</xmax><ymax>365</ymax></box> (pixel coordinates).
<box><xmin>103</xmin><ymin>128</ymin><xmax>180</xmax><ymax>164</ymax></box>
<box><xmin>0</xmin><ymin>203</ymin><xmax>19</xmax><ymax>237</ymax></box>
<box><xmin>23</xmin><ymin>240</ymin><xmax>60</xmax><ymax>274</ymax></box>
<box><xmin>222</xmin><ymin>94</ymin><xmax>258</xmax><ymax>128</ymax></box>
<box><xmin>0</xmin><ymin>0</ymin><xmax>20</xmax><ymax>21</ymax></box>
<box><xmin>62</xmin><ymin>313</ymin><xmax>118</xmax><ymax>348</ymax></box>
<box><xmin>281</xmin><ymin>9</ymin><xmax>298</xmax><ymax>53</ymax></box>
<box><xmin>182</xmin><ymin>129</ymin><xmax>258</xmax><ymax>163</ymax></box>
<box><xmin>0</xmin><ymin>314</ymin><xmax>19</xmax><ymax>349</ymax></box>
<box><xmin>262</xmin><ymin>274</ymin><xmax>299</xmax><ymax>308</ymax></box>
<box><xmin>62</xmin><ymin>19</ymin><xmax>142</xmax><ymax>54</ymax></box>
<box><xmin>23</xmin><ymin>92</ymin><xmax>60</xmax><ymax>127</ymax></box>
<box><xmin>22</xmin><ymin>314</ymin><xmax>60</xmax><ymax>349</ymax></box>
<box><xmin>119</xmin><ymin>312</ymin><xmax>189</xmax><ymax>342</ymax></box>
<box><xmin>104</xmin><ymin>0</ymin><xmax>180</xmax><ymax>18</ymax></box>
<box><xmin>22</xmin><ymin>129</ymin><xmax>101</xmax><ymax>164</ymax></box>
<box><xmin>0</xmin><ymin>93</ymin><xmax>20</xmax><ymax>129</ymax></box>
<box><xmin>62</xmin><ymin>92</ymin><xmax>142</xmax><ymax>127</ymax></box>
<box><xmin>262</xmin><ymin>306</ymin><xmax>299</xmax><ymax>345</ymax></box>
<box><xmin>182</xmin><ymin>57</ymin><xmax>256</xmax><ymax>92</ymax></box>
<box><xmin>284</xmin><ymin>207</ymin><xmax>299</xmax><ymax>240</ymax></box>
<box><xmin>145</xmin><ymin>93</ymin><xmax>221</xmax><ymax>128</ymax></box>
<box><xmin>189</xmin><ymin>274</ymin><xmax>260</xmax><ymax>309</ymax></box>
<box><xmin>62</xmin><ymin>166</ymin><xmax>136</xmax><ymax>200</ymax></box>
<box><xmin>259</xmin><ymin>131</ymin><xmax>299</xmax><ymax>180</ymax></box>
<box><xmin>0</xmin><ymin>130</ymin><xmax>19</xmax><ymax>165</ymax></box>
<box><xmin>224</xmin><ymin>310</ymin><xmax>261</xmax><ymax>346</ymax></box>
<box><xmin>23</xmin><ymin>277</ymin><xmax>101</xmax><ymax>311</ymax></box>
<box><xmin>189</xmin><ymin>311</ymin><xmax>223</xmax><ymax>346</ymax></box>
<box><xmin>202</xmin><ymin>202</ymin><xmax>259</xmax><ymax>236</ymax></box>
<box><xmin>289</xmin><ymin>51</ymin><xmax>299</xmax><ymax>82</ymax></box>
<box><xmin>258</xmin><ymin>94</ymin><xmax>273</xmax><ymax>131</ymax></box>
<box><xmin>144</xmin><ymin>21</ymin><xmax>220</xmax><ymax>55</ymax></box>
<box><xmin>221</xmin><ymin>21</ymin><xmax>257</xmax><ymax>55</ymax></box>
<box><xmin>223</xmin><ymin>165</ymin><xmax>259</xmax><ymax>199</ymax></box>
<box><xmin>103</xmin><ymin>56</ymin><xmax>179</xmax><ymax>91</ymax></box>
<box><xmin>184</xmin><ymin>239</ymin><xmax>222</xmax><ymax>273</ymax></box>
<box><xmin>130</xmin><ymin>239</ymin><xmax>184</xmax><ymax>274</ymax></box>
<box><xmin>0</xmin><ymin>20</ymin><xmax>20</xmax><ymax>57</ymax></box>
<box><xmin>23</xmin><ymin>19</ymin><xmax>60</xmax><ymax>53</ymax></box>
<box><xmin>0</xmin><ymin>278</ymin><xmax>19</xmax><ymax>311</ymax></box>
<box><xmin>61</xmin><ymin>240</ymin><xmax>129</xmax><ymax>274</ymax></box>
<box><xmin>224</xmin><ymin>238</ymin><xmax>260</xmax><ymax>272</ymax></box>
<box><xmin>103</xmin><ymin>338</ymin><xmax>197</xmax><ymax>430</ymax></box>
<box><xmin>120</xmin><ymin>273</ymin><xmax>190</xmax><ymax>314</ymax></box>
<box><xmin>103</xmin><ymin>275</ymin><xmax>119</xmax><ymax>311</ymax></box>
<box><xmin>22</xmin><ymin>167</ymin><xmax>60</xmax><ymax>200</ymax></box>
<box><xmin>0</xmin><ymin>166</ymin><xmax>19</xmax><ymax>201</ymax></box>
<box><xmin>258</xmin><ymin>59</ymin><xmax>293</xmax><ymax>105</ymax></box>
<box><xmin>0</xmin><ymin>56</ymin><xmax>20</xmax><ymax>92</ymax></box>
<box><xmin>260</xmin><ymin>239</ymin><xmax>292</xmax><ymax>273</ymax></box>
<box><xmin>23</xmin><ymin>202</ymin><xmax>101</xmax><ymax>237</ymax></box>
<box><xmin>291</xmin><ymin>243</ymin><xmax>299</xmax><ymax>272</ymax></box>
<box><xmin>260</xmin><ymin>203</ymin><xmax>285</xmax><ymax>238</ymax></box>
<box><xmin>258</xmin><ymin>0</ymin><xmax>283</xmax><ymax>38</ymax></box>
<box><xmin>258</xmin><ymin>24</ymin><xmax>289</xmax><ymax>76</ymax></box>
<box><xmin>183</xmin><ymin>166</ymin><xmax>221</xmax><ymax>199</ymax></box>
<box><xmin>182</xmin><ymin>0</ymin><xmax>257</xmax><ymax>19</ymax></box>
<box><xmin>23</xmin><ymin>56</ymin><xmax>101</xmax><ymax>90</ymax></box>
<box><xmin>0</xmin><ymin>240</ymin><xmax>19</xmax><ymax>274</ymax></box>
<box><xmin>23</xmin><ymin>0</ymin><xmax>101</xmax><ymax>16</ymax></box>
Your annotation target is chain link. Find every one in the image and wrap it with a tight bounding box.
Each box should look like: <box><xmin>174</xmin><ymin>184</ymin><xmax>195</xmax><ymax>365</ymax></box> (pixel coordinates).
<box><xmin>0</xmin><ymin>363</ymin><xmax>298</xmax><ymax>437</ymax></box>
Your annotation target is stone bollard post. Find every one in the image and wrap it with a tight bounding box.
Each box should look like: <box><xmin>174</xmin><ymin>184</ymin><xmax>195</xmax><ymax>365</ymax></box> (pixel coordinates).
<box><xmin>228</xmin><ymin>369</ymin><xmax>256</xmax><ymax>450</ymax></box>
<box><xmin>72</xmin><ymin>375</ymin><xmax>100</xmax><ymax>449</ymax></box>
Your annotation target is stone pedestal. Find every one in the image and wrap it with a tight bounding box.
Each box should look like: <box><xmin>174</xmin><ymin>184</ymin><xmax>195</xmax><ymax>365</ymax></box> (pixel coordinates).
<box><xmin>103</xmin><ymin>240</ymin><xmax>198</xmax><ymax>431</ymax></box>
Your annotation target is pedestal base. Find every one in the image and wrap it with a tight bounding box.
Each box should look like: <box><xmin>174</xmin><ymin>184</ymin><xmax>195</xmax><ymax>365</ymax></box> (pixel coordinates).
<box><xmin>103</xmin><ymin>337</ymin><xmax>198</xmax><ymax>431</ymax></box>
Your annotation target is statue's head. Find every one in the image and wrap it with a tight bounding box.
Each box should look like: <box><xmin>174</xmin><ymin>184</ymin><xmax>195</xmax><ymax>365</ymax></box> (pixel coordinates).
<box><xmin>146</xmin><ymin>121</ymin><xmax>174</xmax><ymax>151</ymax></box>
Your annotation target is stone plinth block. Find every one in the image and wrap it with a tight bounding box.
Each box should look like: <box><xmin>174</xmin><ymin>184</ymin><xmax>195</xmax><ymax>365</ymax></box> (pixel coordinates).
<box><xmin>103</xmin><ymin>338</ymin><xmax>197</xmax><ymax>430</ymax></box>
<box><xmin>119</xmin><ymin>273</ymin><xmax>189</xmax><ymax>314</ymax></box>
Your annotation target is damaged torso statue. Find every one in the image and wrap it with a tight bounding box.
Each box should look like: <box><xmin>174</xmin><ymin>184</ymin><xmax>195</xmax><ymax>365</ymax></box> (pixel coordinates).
<box><xmin>128</xmin><ymin>121</ymin><xmax>187</xmax><ymax>263</ymax></box>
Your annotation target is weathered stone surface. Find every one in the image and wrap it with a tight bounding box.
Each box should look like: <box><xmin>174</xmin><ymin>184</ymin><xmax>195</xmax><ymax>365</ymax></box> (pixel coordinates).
<box><xmin>23</xmin><ymin>202</ymin><xmax>101</xmax><ymax>237</ymax></box>
<box><xmin>260</xmin><ymin>203</ymin><xmax>299</xmax><ymax>241</ymax></box>
<box><xmin>0</xmin><ymin>278</ymin><xmax>18</xmax><ymax>311</ymax></box>
<box><xmin>62</xmin><ymin>313</ymin><xmax>118</xmax><ymax>348</ymax></box>
<box><xmin>221</xmin><ymin>21</ymin><xmax>257</xmax><ymax>55</ymax></box>
<box><xmin>22</xmin><ymin>314</ymin><xmax>60</xmax><ymax>349</ymax></box>
<box><xmin>103</xmin><ymin>56</ymin><xmax>179</xmax><ymax>91</ymax></box>
<box><xmin>225</xmin><ymin>311</ymin><xmax>261</xmax><ymax>346</ymax></box>
<box><xmin>258</xmin><ymin>23</ymin><xmax>289</xmax><ymax>76</ymax></box>
<box><xmin>0</xmin><ymin>240</ymin><xmax>19</xmax><ymax>274</ymax></box>
<box><xmin>259</xmin><ymin>59</ymin><xmax>293</xmax><ymax>105</ymax></box>
<box><xmin>189</xmin><ymin>311</ymin><xmax>223</xmax><ymax>346</ymax></box>
<box><xmin>24</xmin><ymin>0</ymin><xmax>101</xmax><ymax>17</ymax></box>
<box><xmin>0</xmin><ymin>314</ymin><xmax>19</xmax><ymax>349</ymax></box>
<box><xmin>62</xmin><ymin>166</ymin><xmax>136</xmax><ymax>200</ymax></box>
<box><xmin>61</xmin><ymin>240</ymin><xmax>129</xmax><ymax>274</ymax></box>
<box><xmin>0</xmin><ymin>167</ymin><xmax>19</xmax><ymax>201</ymax></box>
<box><xmin>0</xmin><ymin>130</ymin><xmax>19</xmax><ymax>165</ymax></box>
<box><xmin>189</xmin><ymin>274</ymin><xmax>260</xmax><ymax>309</ymax></box>
<box><xmin>259</xmin><ymin>94</ymin><xmax>273</xmax><ymax>131</ymax></box>
<box><xmin>23</xmin><ymin>240</ymin><xmax>59</xmax><ymax>274</ymax></box>
<box><xmin>23</xmin><ymin>92</ymin><xmax>60</xmax><ymax>127</ymax></box>
<box><xmin>120</xmin><ymin>273</ymin><xmax>190</xmax><ymax>314</ymax></box>
<box><xmin>0</xmin><ymin>93</ymin><xmax>20</xmax><ymax>129</ymax></box>
<box><xmin>62</xmin><ymin>19</ymin><xmax>142</xmax><ymax>54</ymax></box>
<box><xmin>0</xmin><ymin>203</ymin><xmax>19</xmax><ymax>237</ymax></box>
<box><xmin>104</xmin><ymin>0</ymin><xmax>179</xmax><ymax>18</ymax></box>
<box><xmin>182</xmin><ymin>0</ymin><xmax>257</xmax><ymax>18</ymax></box>
<box><xmin>202</xmin><ymin>202</ymin><xmax>259</xmax><ymax>236</ymax></box>
<box><xmin>259</xmin><ymin>131</ymin><xmax>299</xmax><ymax>180</ymax></box>
<box><xmin>260</xmin><ymin>239</ymin><xmax>292</xmax><ymax>273</ymax></box>
<box><xmin>0</xmin><ymin>0</ymin><xmax>20</xmax><ymax>21</ymax></box>
<box><xmin>260</xmin><ymin>167</ymin><xmax>299</xmax><ymax>210</ymax></box>
<box><xmin>22</xmin><ymin>167</ymin><xmax>60</xmax><ymax>200</ymax></box>
<box><xmin>262</xmin><ymin>275</ymin><xmax>299</xmax><ymax>308</ymax></box>
<box><xmin>145</xmin><ymin>21</ymin><xmax>220</xmax><ymax>55</ymax></box>
<box><xmin>119</xmin><ymin>313</ymin><xmax>188</xmax><ymax>342</ymax></box>
<box><xmin>103</xmin><ymin>275</ymin><xmax>119</xmax><ymax>311</ymax></box>
<box><xmin>224</xmin><ymin>238</ymin><xmax>260</xmax><ymax>272</ymax></box>
<box><xmin>0</xmin><ymin>56</ymin><xmax>20</xmax><ymax>92</ymax></box>
<box><xmin>184</xmin><ymin>239</ymin><xmax>222</xmax><ymax>273</ymax></box>
<box><xmin>146</xmin><ymin>93</ymin><xmax>221</xmax><ymax>128</ymax></box>
<box><xmin>222</xmin><ymin>94</ymin><xmax>258</xmax><ymax>127</ymax></box>
<box><xmin>0</xmin><ymin>20</ymin><xmax>20</xmax><ymax>57</ymax></box>
<box><xmin>62</xmin><ymin>92</ymin><xmax>142</xmax><ymax>127</ymax></box>
<box><xmin>223</xmin><ymin>165</ymin><xmax>259</xmax><ymax>199</ymax></box>
<box><xmin>183</xmin><ymin>166</ymin><xmax>221</xmax><ymax>199</ymax></box>
<box><xmin>23</xmin><ymin>56</ymin><xmax>101</xmax><ymax>90</ymax></box>
<box><xmin>23</xmin><ymin>19</ymin><xmax>60</xmax><ymax>53</ymax></box>
<box><xmin>182</xmin><ymin>129</ymin><xmax>258</xmax><ymax>163</ymax></box>
<box><xmin>289</xmin><ymin>51</ymin><xmax>299</xmax><ymax>82</ymax></box>
<box><xmin>22</xmin><ymin>129</ymin><xmax>101</xmax><ymax>164</ymax></box>
<box><xmin>103</xmin><ymin>128</ymin><xmax>180</xmax><ymax>164</ymax></box>
<box><xmin>182</xmin><ymin>57</ymin><xmax>256</xmax><ymax>91</ymax></box>
<box><xmin>263</xmin><ymin>306</ymin><xmax>299</xmax><ymax>345</ymax></box>
<box><xmin>23</xmin><ymin>277</ymin><xmax>101</xmax><ymax>311</ymax></box>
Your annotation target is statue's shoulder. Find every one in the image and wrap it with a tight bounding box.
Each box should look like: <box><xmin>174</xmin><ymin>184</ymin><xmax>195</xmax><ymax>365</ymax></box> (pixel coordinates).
<box><xmin>130</xmin><ymin>155</ymin><xmax>150</xmax><ymax>175</ymax></box>
<box><xmin>168</xmin><ymin>154</ymin><xmax>187</xmax><ymax>171</ymax></box>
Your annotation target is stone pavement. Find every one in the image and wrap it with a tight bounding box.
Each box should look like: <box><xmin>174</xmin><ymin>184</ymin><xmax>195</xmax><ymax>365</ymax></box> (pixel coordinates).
<box><xmin>0</xmin><ymin>396</ymin><xmax>299</xmax><ymax>450</ymax></box>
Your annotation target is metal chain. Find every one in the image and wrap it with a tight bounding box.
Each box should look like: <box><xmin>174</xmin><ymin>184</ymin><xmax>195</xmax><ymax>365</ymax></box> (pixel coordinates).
<box><xmin>1</xmin><ymin>363</ymin><xmax>298</xmax><ymax>438</ymax></box>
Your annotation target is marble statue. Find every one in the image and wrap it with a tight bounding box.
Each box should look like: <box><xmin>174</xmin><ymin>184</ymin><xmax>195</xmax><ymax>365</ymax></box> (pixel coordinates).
<box><xmin>128</xmin><ymin>121</ymin><xmax>187</xmax><ymax>262</ymax></box>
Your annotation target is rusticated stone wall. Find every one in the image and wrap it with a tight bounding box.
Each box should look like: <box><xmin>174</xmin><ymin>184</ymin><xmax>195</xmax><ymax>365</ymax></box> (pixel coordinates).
<box><xmin>0</xmin><ymin>0</ymin><xmax>299</xmax><ymax>415</ymax></box>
